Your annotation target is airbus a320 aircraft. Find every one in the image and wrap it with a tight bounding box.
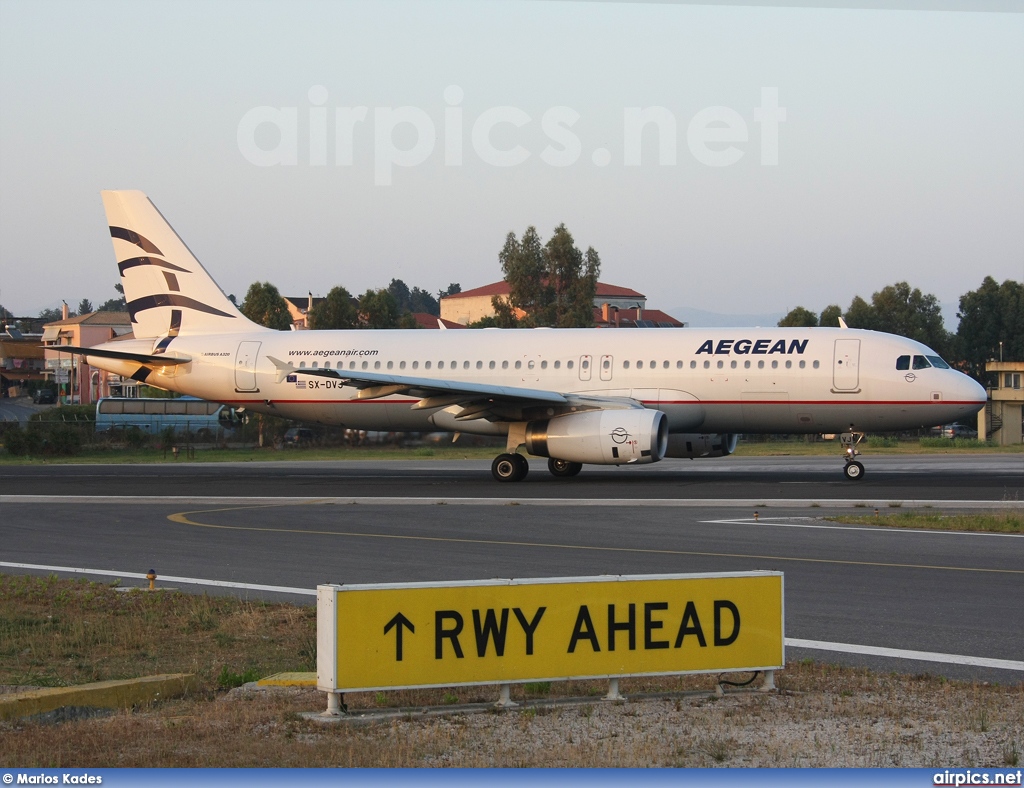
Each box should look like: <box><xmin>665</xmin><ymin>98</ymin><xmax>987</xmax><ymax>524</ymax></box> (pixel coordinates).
<box><xmin>58</xmin><ymin>191</ymin><xmax>987</xmax><ymax>482</ymax></box>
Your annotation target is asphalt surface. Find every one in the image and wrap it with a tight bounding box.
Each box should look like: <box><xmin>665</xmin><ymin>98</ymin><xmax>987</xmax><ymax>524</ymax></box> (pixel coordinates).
<box><xmin>2</xmin><ymin>455</ymin><xmax>1022</xmax><ymax>683</ymax></box>
<box><xmin>1</xmin><ymin>454</ymin><xmax>1021</xmax><ymax>501</ymax></box>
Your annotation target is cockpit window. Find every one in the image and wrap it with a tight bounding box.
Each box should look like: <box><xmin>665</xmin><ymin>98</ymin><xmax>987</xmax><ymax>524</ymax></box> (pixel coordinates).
<box><xmin>926</xmin><ymin>355</ymin><xmax>950</xmax><ymax>369</ymax></box>
<box><xmin>896</xmin><ymin>355</ymin><xmax>910</xmax><ymax>370</ymax></box>
<box><xmin>912</xmin><ymin>355</ymin><xmax>931</xmax><ymax>370</ymax></box>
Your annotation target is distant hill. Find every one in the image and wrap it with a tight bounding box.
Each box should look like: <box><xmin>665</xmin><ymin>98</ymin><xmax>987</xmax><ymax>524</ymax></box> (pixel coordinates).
<box><xmin>670</xmin><ymin>306</ymin><xmax>786</xmax><ymax>328</ymax></box>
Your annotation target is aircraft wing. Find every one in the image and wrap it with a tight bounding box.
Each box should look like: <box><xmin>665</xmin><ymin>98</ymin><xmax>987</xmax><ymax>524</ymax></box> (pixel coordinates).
<box><xmin>265</xmin><ymin>355</ymin><xmax>641</xmax><ymax>422</ymax></box>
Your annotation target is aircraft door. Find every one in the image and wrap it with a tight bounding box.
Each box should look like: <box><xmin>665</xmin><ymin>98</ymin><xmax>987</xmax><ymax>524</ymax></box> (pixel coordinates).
<box><xmin>832</xmin><ymin>339</ymin><xmax>860</xmax><ymax>391</ymax></box>
<box><xmin>234</xmin><ymin>341</ymin><xmax>261</xmax><ymax>392</ymax></box>
<box><xmin>579</xmin><ymin>355</ymin><xmax>592</xmax><ymax>382</ymax></box>
<box><xmin>600</xmin><ymin>355</ymin><xmax>613</xmax><ymax>381</ymax></box>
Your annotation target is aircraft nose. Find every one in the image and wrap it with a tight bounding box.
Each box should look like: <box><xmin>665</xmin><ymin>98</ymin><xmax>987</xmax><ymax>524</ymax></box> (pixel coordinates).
<box><xmin>958</xmin><ymin>373</ymin><xmax>987</xmax><ymax>407</ymax></box>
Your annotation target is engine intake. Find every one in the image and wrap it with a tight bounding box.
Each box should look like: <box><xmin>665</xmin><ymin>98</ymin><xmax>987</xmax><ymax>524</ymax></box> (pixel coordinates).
<box><xmin>525</xmin><ymin>409</ymin><xmax>668</xmax><ymax>465</ymax></box>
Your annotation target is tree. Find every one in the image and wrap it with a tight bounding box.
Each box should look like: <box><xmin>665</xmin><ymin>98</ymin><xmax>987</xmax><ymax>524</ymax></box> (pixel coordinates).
<box><xmin>499</xmin><ymin>224</ymin><xmax>600</xmax><ymax>328</ymax></box>
<box><xmin>438</xmin><ymin>283</ymin><xmax>461</xmax><ymax>299</ymax></box>
<box><xmin>954</xmin><ymin>277</ymin><xmax>1024</xmax><ymax>381</ymax></box>
<box><xmin>840</xmin><ymin>282</ymin><xmax>949</xmax><ymax>355</ymax></box>
<box><xmin>818</xmin><ymin>304</ymin><xmax>843</xmax><ymax>328</ymax></box>
<box><xmin>38</xmin><ymin>307</ymin><xmax>64</xmax><ymax>323</ymax></box>
<box><xmin>97</xmin><ymin>284</ymin><xmax>126</xmax><ymax>313</ymax></box>
<box><xmin>240</xmin><ymin>282</ymin><xmax>291</xmax><ymax>330</ymax></box>
<box><xmin>778</xmin><ymin>306</ymin><xmax>818</xmax><ymax>328</ymax></box>
<box><xmin>388</xmin><ymin>278</ymin><xmax>440</xmax><ymax>316</ymax></box>
<box><xmin>76</xmin><ymin>299</ymin><xmax>94</xmax><ymax>316</ymax></box>
<box><xmin>308</xmin><ymin>286</ymin><xmax>358</xmax><ymax>330</ymax></box>
<box><xmin>358</xmin><ymin>288</ymin><xmax>400</xmax><ymax>329</ymax></box>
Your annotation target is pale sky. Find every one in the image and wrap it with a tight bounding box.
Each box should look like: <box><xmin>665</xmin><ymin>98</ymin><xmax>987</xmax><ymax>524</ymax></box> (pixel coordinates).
<box><xmin>1</xmin><ymin>0</ymin><xmax>1022</xmax><ymax>325</ymax></box>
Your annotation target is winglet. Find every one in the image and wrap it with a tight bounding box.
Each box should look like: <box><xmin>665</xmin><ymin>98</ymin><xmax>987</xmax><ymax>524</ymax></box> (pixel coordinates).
<box><xmin>838</xmin><ymin>316</ymin><xmax>849</xmax><ymax>329</ymax></box>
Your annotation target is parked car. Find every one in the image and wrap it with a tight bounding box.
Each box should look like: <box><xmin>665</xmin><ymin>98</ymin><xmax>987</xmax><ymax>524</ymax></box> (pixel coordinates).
<box><xmin>32</xmin><ymin>389</ymin><xmax>56</xmax><ymax>404</ymax></box>
<box><xmin>938</xmin><ymin>423</ymin><xmax>978</xmax><ymax>439</ymax></box>
<box><xmin>281</xmin><ymin>427</ymin><xmax>315</xmax><ymax>446</ymax></box>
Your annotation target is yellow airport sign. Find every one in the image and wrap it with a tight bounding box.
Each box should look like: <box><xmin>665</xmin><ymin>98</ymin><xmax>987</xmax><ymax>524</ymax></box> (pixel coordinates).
<box><xmin>317</xmin><ymin>572</ymin><xmax>784</xmax><ymax>692</ymax></box>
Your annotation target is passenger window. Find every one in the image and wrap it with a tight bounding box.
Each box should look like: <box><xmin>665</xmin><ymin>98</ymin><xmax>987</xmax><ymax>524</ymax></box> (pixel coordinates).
<box><xmin>623</xmin><ymin>361</ymin><xmax>630</xmax><ymax>369</ymax></box>
<box><xmin>637</xmin><ymin>361</ymin><xmax>643</xmax><ymax>369</ymax></box>
<box><xmin>785</xmin><ymin>360</ymin><xmax>792</xmax><ymax>369</ymax></box>
<box><xmin>896</xmin><ymin>355</ymin><xmax>910</xmax><ymax>371</ymax></box>
<box><xmin>502</xmin><ymin>361</ymin><xmax>508</xmax><ymax>369</ymax></box>
<box><xmin>438</xmin><ymin>361</ymin><xmax>445</xmax><ymax>369</ymax></box>
<box><xmin>812</xmin><ymin>360</ymin><xmax>820</xmax><ymax>369</ymax></box>
<box><xmin>425</xmin><ymin>361</ymin><xmax>432</xmax><ymax>370</ymax></box>
<box><xmin>581</xmin><ymin>359</ymin><xmax>589</xmax><ymax>369</ymax></box>
<box><xmin>663</xmin><ymin>361</ymin><xmax>669</xmax><ymax>369</ymax></box>
<box><xmin>299</xmin><ymin>362</ymin><xmax>306</xmax><ymax>368</ymax></box>
<box><xmin>676</xmin><ymin>361</ymin><xmax>682</xmax><ymax>369</ymax></box>
<box><xmin>412</xmin><ymin>361</ymin><xmax>419</xmax><ymax>370</ymax></box>
<box><xmin>324</xmin><ymin>362</ymin><xmax>331</xmax><ymax>369</ymax></box>
<box><xmin>541</xmin><ymin>360</ymin><xmax>548</xmax><ymax>369</ymax></box>
<box><xmin>464</xmin><ymin>361</ymin><xmax>470</xmax><ymax>369</ymax></box>
<box><xmin>758</xmin><ymin>360</ymin><xmax>765</xmax><ymax>369</ymax></box>
<box><xmin>477</xmin><ymin>361</ymin><xmax>483</xmax><ymax>369</ymax></box>
<box><xmin>567</xmin><ymin>360</ymin><xmax>574</xmax><ymax>369</ymax></box>
<box><xmin>528</xmin><ymin>360</ymin><xmax>535</xmax><ymax>369</ymax></box>
<box><xmin>387</xmin><ymin>361</ymin><xmax>393</xmax><ymax>370</ymax></box>
<box><xmin>362</xmin><ymin>361</ymin><xmax>368</xmax><ymax>370</ymax></box>
<box><xmin>554</xmin><ymin>360</ymin><xmax>560</xmax><ymax>369</ymax></box>
<box><xmin>374</xmin><ymin>361</ymin><xmax>380</xmax><ymax>370</ymax></box>
<box><xmin>312</xmin><ymin>362</ymin><xmax>318</xmax><ymax>369</ymax></box>
<box><xmin>515</xmin><ymin>361</ymin><xmax>522</xmax><ymax>370</ymax></box>
<box><xmin>489</xmin><ymin>361</ymin><xmax>495</xmax><ymax>369</ymax></box>
<box><xmin>602</xmin><ymin>359</ymin><xmax>610</xmax><ymax>370</ymax></box>
<box><xmin>771</xmin><ymin>360</ymin><xmax>778</xmax><ymax>369</ymax></box>
<box><xmin>730</xmin><ymin>360</ymin><xmax>737</xmax><ymax>369</ymax></box>
<box><xmin>649</xmin><ymin>360</ymin><xmax>656</xmax><ymax>369</ymax></box>
<box><xmin>703</xmin><ymin>360</ymin><xmax>710</xmax><ymax>369</ymax></box>
<box><xmin>690</xmin><ymin>360</ymin><xmax>696</xmax><ymax>369</ymax></box>
<box><xmin>400</xmin><ymin>361</ymin><xmax>406</xmax><ymax>370</ymax></box>
<box><xmin>799</xmin><ymin>360</ymin><xmax>805</xmax><ymax>369</ymax></box>
<box><xmin>717</xmin><ymin>360</ymin><xmax>724</xmax><ymax>369</ymax></box>
<box><xmin>349</xmin><ymin>361</ymin><xmax>356</xmax><ymax>370</ymax></box>
<box><xmin>744</xmin><ymin>360</ymin><xmax>750</xmax><ymax>369</ymax></box>
<box><xmin>912</xmin><ymin>355</ymin><xmax>931</xmax><ymax>370</ymax></box>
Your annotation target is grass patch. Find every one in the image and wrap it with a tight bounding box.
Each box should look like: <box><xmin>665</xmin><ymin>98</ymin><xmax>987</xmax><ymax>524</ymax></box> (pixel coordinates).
<box><xmin>828</xmin><ymin>511</ymin><xmax>1023</xmax><ymax>534</ymax></box>
<box><xmin>0</xmin><ymin>574</ymin><xmax>315</xmax><ymax>691</ymax></box>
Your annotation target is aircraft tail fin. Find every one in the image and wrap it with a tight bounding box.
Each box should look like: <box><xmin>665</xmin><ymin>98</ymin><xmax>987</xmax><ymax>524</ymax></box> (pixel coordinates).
<box><xmin>101</xmin><ymin>190</ymin><xmax>264</xmax><ymax>339</ymax></box>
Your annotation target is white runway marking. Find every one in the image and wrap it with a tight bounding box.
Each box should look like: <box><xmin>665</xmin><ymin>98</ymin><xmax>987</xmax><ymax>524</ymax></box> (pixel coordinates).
<box><xmin>3</xmin><ymin>561</ymin><xmax>1021</xmax><ymax>673</ymax></box>
<box><xmin>701</xmin><ymin>517</ymin><xmax>1024</xmax><ymax>538</ymax></box>
<box><xmin>2</xmin><ymin>495</ymin><xmax>1020</xmax><ymax>509</ymax></box>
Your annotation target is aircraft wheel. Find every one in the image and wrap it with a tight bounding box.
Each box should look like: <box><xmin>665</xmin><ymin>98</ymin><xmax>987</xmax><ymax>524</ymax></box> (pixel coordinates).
<box><xmin>492</xmin><ymin>453</ymin><xmax>526</xmax><ymax>482</ymax></box>
<box><xmin>548</xmin><ymin>458</ymin><xmax>583</xmax><ymax>478</ymax></box>
<box><xmin>843</xmin><ymin>461</ymin><xmax>865</xmax><ymax>481</ymax></box>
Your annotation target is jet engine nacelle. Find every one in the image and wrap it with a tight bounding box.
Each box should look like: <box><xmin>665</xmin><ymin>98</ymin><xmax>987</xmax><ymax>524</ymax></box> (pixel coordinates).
<box><xmin>525</xmin><ymin>409</ymin><xmax>668</xmax><ymax>465</ymax></box>
<box><xmin>664</xmin><ymin>433</ymin><xmax>739</xmax><ymax>459</ymax></box>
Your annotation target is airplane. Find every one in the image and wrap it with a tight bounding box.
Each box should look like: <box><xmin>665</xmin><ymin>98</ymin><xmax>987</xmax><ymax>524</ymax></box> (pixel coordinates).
<box><xmin>56</xmin><ymin>190</ymin><xmax>988</xmax><ymax>483</ymax></box>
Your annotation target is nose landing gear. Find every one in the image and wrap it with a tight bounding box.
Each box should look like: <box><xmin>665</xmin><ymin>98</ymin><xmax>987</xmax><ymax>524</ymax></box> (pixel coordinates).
<box><xmin>840</xmin><ymin>431</ymin><xmax>865</xmax><ymax>481</ymax></box>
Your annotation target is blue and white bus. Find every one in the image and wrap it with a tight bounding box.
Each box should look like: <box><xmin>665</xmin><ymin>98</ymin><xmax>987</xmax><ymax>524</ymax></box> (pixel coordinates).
<box><xmin>95</xmin><ymin>396</ymin><xmax>239</xmax><ymax>439</ymax></box>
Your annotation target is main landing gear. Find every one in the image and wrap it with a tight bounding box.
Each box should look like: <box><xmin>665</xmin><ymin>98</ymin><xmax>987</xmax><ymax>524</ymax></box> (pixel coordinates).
<box><xmin>547</xmin><ymin>458</ymin><xmax>583</xmax><ymax>478</ymax></box>
<box><xmin>490</xmin><ymin>454</ymin><xmax>585</xmax><ymax>482</ymax></box>
<box><xmin>491</xmin><ymin>453</ymin><xmax>529</xmax><ymax>482</ymax></box>
<box><xmin>840</xmin><ymin>430</ymin><xmax>866</xmax><ymax>481</ymax></box>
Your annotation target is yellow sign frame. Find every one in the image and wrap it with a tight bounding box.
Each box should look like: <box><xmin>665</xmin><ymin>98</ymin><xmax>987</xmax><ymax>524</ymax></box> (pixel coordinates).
<box><xmin>317</xmin><ymin>572</ymin><xmax>784</xmax><ymax>693</ymax></box>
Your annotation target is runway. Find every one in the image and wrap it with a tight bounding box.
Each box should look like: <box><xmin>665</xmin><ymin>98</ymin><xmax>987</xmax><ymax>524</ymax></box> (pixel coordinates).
<box><xmin>2</xmin><ymin>455</ymin><xmax>1022</xmax><ymax>683</ymax></box>
<box><xmin>1</xmin><ymin>454</ymin><xmax>1021</xmax><ymax>501</ymax></box>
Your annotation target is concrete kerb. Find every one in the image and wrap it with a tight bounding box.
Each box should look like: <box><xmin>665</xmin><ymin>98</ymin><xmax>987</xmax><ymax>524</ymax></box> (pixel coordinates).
<box><xmin>0</xmin><ymin>673</ymin><xmax>196</xmax><ymax>721</ymax></box>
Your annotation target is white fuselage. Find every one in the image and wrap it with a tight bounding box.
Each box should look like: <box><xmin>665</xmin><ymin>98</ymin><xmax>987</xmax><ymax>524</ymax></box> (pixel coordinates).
<box><xmin>87</xmin><ymin>326</ymin><xmax>987</xmax><ymax>437</ymax></box>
